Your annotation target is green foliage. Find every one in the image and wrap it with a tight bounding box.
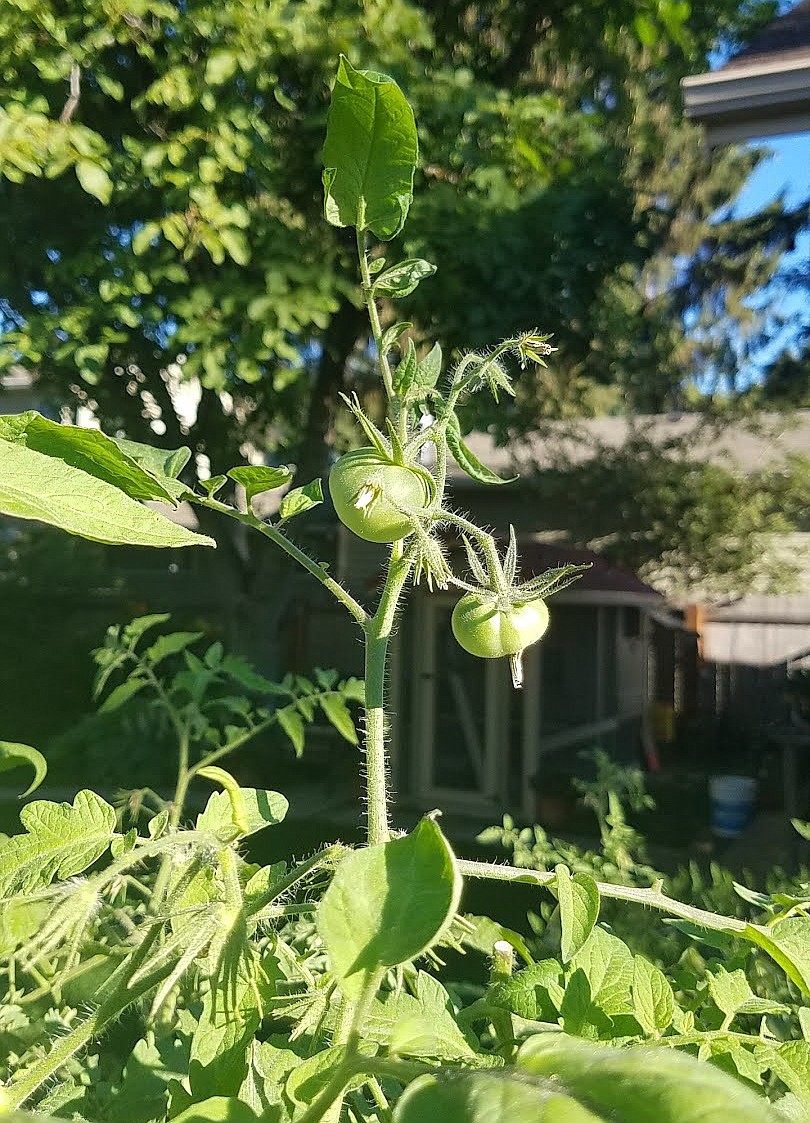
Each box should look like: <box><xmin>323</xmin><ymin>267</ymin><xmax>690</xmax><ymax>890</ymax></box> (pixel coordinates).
<box><xmin>0</xmin><ymin>51</ymin><xmax>807</xmax><ymax>1123</ymax></box>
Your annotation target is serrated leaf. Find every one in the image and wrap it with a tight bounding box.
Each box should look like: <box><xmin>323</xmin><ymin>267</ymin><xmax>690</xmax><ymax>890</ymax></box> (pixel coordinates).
<box><xmin>144</xmin><ymin>631</ymin><xmax>203</xmax><ymax>666</ymax></box>
<box><xmin>0</xmin><ymin>790</ymin><xmax>117</xmax><ymax>894</ymax></box>
<box><xmin>196</xmin><ymin>788</ymin><xmax>288</xmax><ymax>841</ymax></box>
<box><xmin>0</xmin><ymin>440</ymin><xmax>214</xmax><ymax>547</ymax></box>
<box><xmin>488</xmin><ymin>959</ymin><xmax>564</xmax><ymax>1021</ymax></box>
<box><xmin>1</xmin><ymin>411</ymin><xmax>181</xmax><ymax>504</ymax></box>
<box><xmin>707</xmin><ymin>966</ymin><xmax>754</xmax><ymax>1017</ymax></box>
<box><xmin>76</xmin><ymin>161</ymin><xmax>112</xmax><ymax>204</ymax></box>
<box><xmin>277</xmin><ymin>706</ymin><xmax>305</xmax><ymax>757</ymax></box>
<box><xmin>390</xmin><ymin>973</ymin><xmax>477</xmax><ymax>1060</ymax></box>
<box><xmin>227</xmin><ymin>465</ymin><xmax>292</xmax><ymax>507</ymax></box>
<box><xmin>373</xmin><ymin>258</ymin><xmax>436</xmax><ymax>299</ymax></box>
<box><xmin>766</xmin><ymin>1041</ymin><xmax>810</xmax><ymax>1108</ymax></box>
<box><xmin>0</xmin><ymin>740</ymin><xmax>47</xmax><ymax>797</ymax></box>
<box><xmin>322</xmin><ymin>56</ymin><xmax>418</xmax><ymax>240</ymax></box>
<box><xmin>566</xmin><ymin>925</ymin><xmax>634</xmax><ymax>1016</ymax></box>
<box><xmin>98</xmin><ymin>674</ymin><xmax>150</xmax><ymax>714</ymax></box>
<box><xmin>319</xmin><ymin>694</ymin><xmax>358</xmax><ymax>745</ymax></box>
<box><xmin>279</xmin><ymin>479</ymin><xmax>323</xmax><ymax>520</ymax></box>
<box><xmin>556</xmin><ymin>866</ymin><xmax>599</xmax><ymax>964</ymax></box>
<box><xmin>446</xmin><ymin>414</ymin><xmax>516</xmax><ymax>486</ymax></box>
<box><xmin>632</xmin><ymin>955</ymin><xmax>674</xmax><ymax>1033</ymax></box>
<box><xmin>318</xmin><ymin>818</ymin><xmax>461</xmax><ymax>998</ymax></box>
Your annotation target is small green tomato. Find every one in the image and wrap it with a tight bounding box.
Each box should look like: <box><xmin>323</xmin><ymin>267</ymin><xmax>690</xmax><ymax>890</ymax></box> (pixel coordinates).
<box><xmin>451</xmin><ymin>593</ymin><xmax>550</xmax><ymax>688</ymax></box>
<box><xmin>328</xmin><ymin>447</ymin><xmax>435</xmax><ymax>544</ymax></box>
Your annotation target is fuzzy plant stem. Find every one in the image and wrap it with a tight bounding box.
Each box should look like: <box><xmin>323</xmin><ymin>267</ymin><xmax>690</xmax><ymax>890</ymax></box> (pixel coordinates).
<box><xmin>456</xmin><ymin>859</ymin><xmax>748</xmax><ymax>933</ymax></box>
<box><xmin>362</xmin><ymin>549</ymin><xmax>414</xmax><ymax>846</ymax></box>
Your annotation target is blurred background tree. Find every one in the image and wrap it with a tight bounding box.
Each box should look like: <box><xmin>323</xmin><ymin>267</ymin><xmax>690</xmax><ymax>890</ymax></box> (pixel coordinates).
<box><xmin>0</xmin><ymin>0</ymin><xmax>807</xmax><ymax>602</ymax></box>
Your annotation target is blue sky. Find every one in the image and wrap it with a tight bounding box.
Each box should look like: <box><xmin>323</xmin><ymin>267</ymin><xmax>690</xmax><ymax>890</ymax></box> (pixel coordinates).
<box><xmin>731</xmin><ymin>132</ymin><xmax>810</xmax><ymax>378</ymax></box>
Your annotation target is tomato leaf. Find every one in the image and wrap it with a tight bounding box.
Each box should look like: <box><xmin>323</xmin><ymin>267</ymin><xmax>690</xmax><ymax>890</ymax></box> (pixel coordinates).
<box><xmin>322</xmin><ymin>56</ymin><xmax>418</xmax><ymax>239</ymax></box>
<box><xmin>0</xmin><ymin>741</ymin><xmax>47</xmax><ymax>797</ymax></box>
<box><xmin>317</xmin><ymin>817</ymin><xmax>461</xmax><ymax>998</ymax></box>
<box><xmin>446</xmin><ymin>414</ymin><xmax>517</xmax><ymax>486</ymax></box>
<box><xmin>373</xmin><ymin>259</ymin><xmax>436</xmax><ymax>299</ymax></box>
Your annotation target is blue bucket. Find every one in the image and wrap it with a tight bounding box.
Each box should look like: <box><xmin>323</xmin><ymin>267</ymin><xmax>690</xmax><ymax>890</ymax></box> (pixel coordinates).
<box><xmin>709</xmin><ymin>775</ymin><xmax>757</xmax><ymax>838</ymax></box>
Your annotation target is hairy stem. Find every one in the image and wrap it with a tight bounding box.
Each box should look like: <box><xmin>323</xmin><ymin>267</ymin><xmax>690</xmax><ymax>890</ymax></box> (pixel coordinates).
<box><xmin>363</xmin><ymin>551</ymin><xmax>413</xmax><ymax>846</ymax></box>
<box><xmin>456</xmin><ymin>859</ymin><xmax>747</xmax><ymax>933</ymax></box>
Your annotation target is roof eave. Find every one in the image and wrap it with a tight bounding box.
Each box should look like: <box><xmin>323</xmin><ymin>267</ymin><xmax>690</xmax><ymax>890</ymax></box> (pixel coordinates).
<box><xmin>682</xmin><ymin>56</ymin><xmax>810</xmax><ymax>145</ymax></box>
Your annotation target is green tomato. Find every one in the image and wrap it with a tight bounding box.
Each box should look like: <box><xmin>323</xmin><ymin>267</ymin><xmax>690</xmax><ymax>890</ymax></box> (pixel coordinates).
<box><xmin>328</xmin><ymin>447</ymin><xmax>435</xmax><ymax>543</ymax></box>
<box><xmin>451</xmin><ymin>593</ymin><xmax>550</xmax><ymax>659</ymax></box>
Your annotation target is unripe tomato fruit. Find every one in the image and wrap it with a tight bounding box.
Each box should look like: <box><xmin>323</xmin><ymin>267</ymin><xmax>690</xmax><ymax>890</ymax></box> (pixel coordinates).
<box><xmin>451</xmin><ymin>594</ymin><xmax>550</xmax><ymax>659</ymax></box>
<box><xmin>328</xmin><ymin>448</ymin><xmax>435</xmax><ymax>543</ymax></box>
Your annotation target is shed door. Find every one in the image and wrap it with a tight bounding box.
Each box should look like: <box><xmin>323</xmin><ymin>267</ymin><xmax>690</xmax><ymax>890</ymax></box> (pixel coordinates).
<box><xmin>410</xmin><ymin>595</ymin><xmax>507</xmax><ymax>809</ymax></box>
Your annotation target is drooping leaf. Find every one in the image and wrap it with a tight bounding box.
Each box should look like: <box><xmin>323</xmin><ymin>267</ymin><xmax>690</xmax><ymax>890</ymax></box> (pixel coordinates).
<box><xmin>97</xmin><ymin>674</ymin><xmax>150</xmax><ymax>714</ymax></box>
<box><xmin>322</xmin><ymin>56</ymin><xmax>418</xmax><ymax>240</ymax></box>
<box><xmin>317</xmin><ymin>817</ymin><xmax>461</xmax><ymax>998</ymax></box>
<box><xmin>518</xmin><ymin>1034</ymin><xmax>779</xmax><ymax>1123</ymax></box>
<box><xmin>744</xmin><ymin>918</ymin><xmax>810</xmax><ymax>996</ymax></box>
<box><xmin>319</xmin><ymin>694</ymin><xmax>358</xmax><ymax>745</ymax></box>
<box><xmin>0</xmin><ymin>411</ymin><xmax>180</xmax><ymax>503</ymax></box>
<box><xmin>0</xmin><ymin>790</ymin><xmax>117</xmax><ymax>894</ymax></box>
<box><xmin>556</xmin><ymin>866</ymin><xmax>599</xmax><ymax>964</ymax></box>
<box><xmin>0</xmin><ymin>740</ymin><xmax>47</xmax><ymax>797</ymax></box>
<box><xmin>373</xmin><ymin>259</ymin><xmax>436</xmax><ymax>299</ymax></box>
<box><xmin>380</xmin><ymin>321</ymin><xmax>412</xmax><ymax>356</ymax></box>
<box><xmin>0</xmin><ymin>440</ymin><xmax>214</xmax><ymax>547</ymax></box>
<box><xmin>460</xmin><ymin>915</ymin><xmax>534</xmax><ymax>967</ymax></box>
<box><xmin>277</xmin><ymin>706</ymin><xmax>305</xmax><ymax>756</ymax></box>
<box><xmin>446</xmin><ymin>414</ymin><xmax>517</xmax><ymax>486</ymax></box>
<box><xmin>111</xmin><ymin>436</ymin><xmax>193</xmax><ymax>500</ymax></box>
<box><xmin>227</xmin><ymin>465</ymin><xmax>293</xmax><ymax>508</ymax></box>
<box><xmin>279</xmin><ymin>479</ymin><xmax>323</xmax><ymax>520</ymax></box>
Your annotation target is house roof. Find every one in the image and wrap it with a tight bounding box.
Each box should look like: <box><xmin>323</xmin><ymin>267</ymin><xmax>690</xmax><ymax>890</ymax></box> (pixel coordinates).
<box><xmin>682</xmin><ymin>1</ymin><xmax>810</xmax><ymax>143</ymax></box>
<box><xmin>446</xmin><ymin>411</ymin><xmax>810</xmax><ymax>482</ymax></box>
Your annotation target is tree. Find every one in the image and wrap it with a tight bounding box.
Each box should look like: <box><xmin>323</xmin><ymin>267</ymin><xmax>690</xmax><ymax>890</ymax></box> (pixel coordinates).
<box><xmin>0</xmin><ymin>0</ymin><xmax>805</xmax><ymax>601</ymax></box>
<box><xmin>524</xmin><ymin>416</ymin><xmax>810</xmax><ymax>596</ymax></box>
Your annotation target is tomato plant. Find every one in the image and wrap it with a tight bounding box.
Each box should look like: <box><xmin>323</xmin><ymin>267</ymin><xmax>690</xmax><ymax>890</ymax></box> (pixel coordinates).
<box><xmin>329</xmin><ymin>447</ymin><xmax>435</xmax><ymax>543</ymax></box>
<box><xmin>0</xmin><ymin>55</ymin><xmax>805</xmax><ymax>1123</ymax></box>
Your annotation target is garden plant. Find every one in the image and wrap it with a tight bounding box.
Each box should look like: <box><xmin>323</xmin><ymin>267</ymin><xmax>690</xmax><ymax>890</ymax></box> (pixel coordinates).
<box><xmin>1</xmin><ymin>60</ymin><xmax>810</xmax><ymax>1122</ymax></box>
